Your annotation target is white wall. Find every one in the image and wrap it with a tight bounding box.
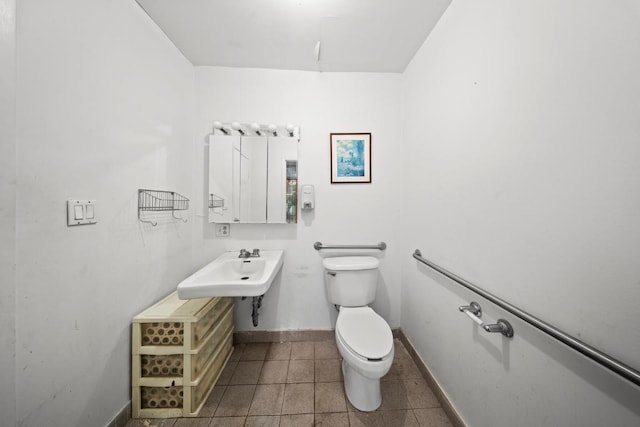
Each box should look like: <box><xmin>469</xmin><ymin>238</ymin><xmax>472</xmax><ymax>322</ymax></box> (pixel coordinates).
<box><xmin>15</xmin><ymin>1</ymin><xmax>194</xmax><ymax>426</ymax></box>
<box><xmin>11</xmin><ymin>1</ymin><xmax>640</xmax><ymax>426</ymax></box>
<box><xmin>0</xmin><ymin>0</ymin><xmax>17</xmax><ymax>425</ymax></box>
<box><xmin>401</xmin><ymin>0</ymin><xmax>640</xmax><ymax>426</ymax></box>
<box><xmin>192</xmin><ymin>67</ymin><xmax>404</xmax><ymax>331</ymax></box>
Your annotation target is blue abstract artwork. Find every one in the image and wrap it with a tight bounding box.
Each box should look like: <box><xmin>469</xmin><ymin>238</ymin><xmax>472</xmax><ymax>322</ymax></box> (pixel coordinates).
<box><xmin>336</xmin><ymin>139</ymin><xmax>365</xmax><ymax>177</ymax></box>
<box><xmin>331</xmin><ymin>133</ymin><xmax>371</xmax><ymax>183</ymax></box>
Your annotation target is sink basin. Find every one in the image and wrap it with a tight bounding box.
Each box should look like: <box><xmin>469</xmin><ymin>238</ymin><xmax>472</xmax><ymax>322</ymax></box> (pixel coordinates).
<box><xmin>177</xmin><ymin>250</ymin><xmax>284</xmax><ymax>299</ymax></box>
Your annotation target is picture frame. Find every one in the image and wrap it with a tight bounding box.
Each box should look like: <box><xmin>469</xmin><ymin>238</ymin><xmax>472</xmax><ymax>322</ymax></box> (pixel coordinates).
<box><xmin>330</xmin><ymin>133</ymin><xmax>372</xmax><ymax>183</ymax></box>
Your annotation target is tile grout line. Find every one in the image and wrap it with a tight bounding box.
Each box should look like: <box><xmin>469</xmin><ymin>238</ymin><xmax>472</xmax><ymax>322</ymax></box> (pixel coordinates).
<box><xmin>312</xmin><ymin>345</ymin><xmax>317</xmax><ymax>406</ymax></box>
<box><xmin>277</xmin><ymin>344</ymin><xmax>288</xmax><ymax>419</ymax></box>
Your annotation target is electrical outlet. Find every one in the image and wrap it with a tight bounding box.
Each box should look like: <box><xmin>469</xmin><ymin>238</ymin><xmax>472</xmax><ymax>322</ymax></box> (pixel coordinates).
<box><xmin>216</xmin><ymin>223</ymin><xmax>230</xmax><ymax>237</ymax></box>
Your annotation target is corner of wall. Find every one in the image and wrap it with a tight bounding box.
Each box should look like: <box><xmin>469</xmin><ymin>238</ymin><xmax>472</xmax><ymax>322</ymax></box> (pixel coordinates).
<box><xmin>0</xmin><ymin>0</ymin><xmax>17</xmax><ymax>424</ymax></box>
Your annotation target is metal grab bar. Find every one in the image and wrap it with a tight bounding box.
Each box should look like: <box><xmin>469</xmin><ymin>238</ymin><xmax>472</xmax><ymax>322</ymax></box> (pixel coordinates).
<box><xmin>314</xmin><ymin>241</ymin><xmax>387</xmax><ymax>251</ymax></box>
<box><xmin>413</xmin><ymin>249</ymin><xmax>640</xmax><ymax>388</ymax></box>
<box><xmin>459</xmin><ymin>302</ymin><xmax>514</xmax><ymax>338</ymax></box>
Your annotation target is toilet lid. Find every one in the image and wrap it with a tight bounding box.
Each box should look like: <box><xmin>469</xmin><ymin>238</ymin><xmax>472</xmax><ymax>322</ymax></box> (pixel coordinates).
<box><xmin>336</xmin><ymin>307</ymin><xmax>393</xmax><ymax>360</ymax></box>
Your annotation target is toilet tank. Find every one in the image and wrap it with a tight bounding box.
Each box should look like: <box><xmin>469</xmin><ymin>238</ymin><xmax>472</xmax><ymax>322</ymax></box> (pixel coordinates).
<box><xmin>322</xmin><ymin>256</ymin><xmax>379</xmax><ymax>307</ymax></box>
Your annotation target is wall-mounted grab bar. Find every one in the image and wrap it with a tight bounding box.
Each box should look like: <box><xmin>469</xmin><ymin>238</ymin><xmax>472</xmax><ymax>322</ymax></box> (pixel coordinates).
<box><xmin>413</xmin><ymin>249</ymin><xmax>640</xmax><ymax>388</ymax></box>
<box><xmin>459</xmin><ymin>301</ymin><xmax>514</xmax><ymax>338</ymax></box>
<box><xmin>313</xmin><ymin>241</ymin><xmax>387</xmax><ymax>251</ymax></box>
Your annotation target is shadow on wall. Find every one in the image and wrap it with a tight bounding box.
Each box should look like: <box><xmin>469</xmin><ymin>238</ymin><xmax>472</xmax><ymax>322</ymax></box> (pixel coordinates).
<box><xmin>414</xmin><ymin>261</ymin><xmax>640</xmax><ymax>420</ymax></box>
<box><xmin>301</xmin><ymin>208</ymin><xmax>315</xmax><ymax>227</ymax></box>
<box><xmin>81</xmin><ymin>326</ymin><xmax>131</xmax><ymax>426</ymax></box>
<box><xmin>515</xmin><ymin>315</ymin><xmax>640</xmax><ymax>419</ymax></box>
<box><xmin>374</xmin><ymin>271</ymin><xmax>392</xmax><ymax>324</ymax></box>
<box><xmin>233</xmin><ymin>267</ymin><xmax>285</xmax><ymax>329</ymax></box>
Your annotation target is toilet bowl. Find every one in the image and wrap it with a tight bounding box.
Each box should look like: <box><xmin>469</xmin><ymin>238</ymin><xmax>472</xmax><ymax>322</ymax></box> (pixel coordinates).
<box><xmin>335</xmin><ymin>306</ymin><xmax>394</xmax><ymax>411</ymax></box>
<box><xmin>322</xmin><ymin>256</ymin><xmax>395</xmax><ymax>411</ymax></box>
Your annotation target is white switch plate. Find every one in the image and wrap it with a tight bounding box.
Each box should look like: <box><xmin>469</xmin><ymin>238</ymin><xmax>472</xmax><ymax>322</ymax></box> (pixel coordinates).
<box><xmin>67</xmin><ymin>199</ymin><xmax>97</xmax><ymax>226</ymax></box>
<box><xmin>215</xmin><ymin>223</ymin><xmax>230</xmax><ymax>237</ymax></box>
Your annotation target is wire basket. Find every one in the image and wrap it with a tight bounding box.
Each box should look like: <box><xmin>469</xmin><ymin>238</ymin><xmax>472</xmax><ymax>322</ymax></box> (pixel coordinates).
<box><xmin>208</xmin><ymin>194</ymin><xmax>225</xmax><ymax>209</ymax></box>
<box><xmin>138</xmin><ymin>189</ymin><xmax>189</xmax><ymax>226</ymax></box>
<box><xmin>138</xmin><ymin>189</ymin><xmax>189</xmax><ymax>212</ymax></box>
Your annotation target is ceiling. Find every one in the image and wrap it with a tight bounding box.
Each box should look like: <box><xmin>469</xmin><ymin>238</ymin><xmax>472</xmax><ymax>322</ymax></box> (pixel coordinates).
<box><xmin>135</xmin><ymin>0</ymin><xmax>451</xmax><ymax>73</ymax></box>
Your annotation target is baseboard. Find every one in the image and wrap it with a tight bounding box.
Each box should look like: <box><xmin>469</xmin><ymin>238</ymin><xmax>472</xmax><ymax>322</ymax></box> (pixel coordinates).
<box><xmin>397</xmin><ymin>329</ymin><xmax>467</xmax><ymax>427</ymax></box>
<box><xmin>234</xmin><ymin>327</ymin><xmax>402</xmax><ymax>343</ymax></box>
<box><xmin>106</xmin><ymin>401</ymin><xmax>131</xmax><ymax>427</ymax></box>
<box><xmin>233</xmin><ymin>329</ymin><xmax>334</xmax><ymax>343</ymax></box>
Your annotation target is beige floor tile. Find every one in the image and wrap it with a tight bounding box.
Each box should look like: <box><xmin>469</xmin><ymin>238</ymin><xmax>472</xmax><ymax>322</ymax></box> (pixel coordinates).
<box><xmin>148</xmin><ymin>339</ymin><xmax>445</xmax><ymax>427</ymax></box>
<box><xmin>209</xmin><ymin>417</ymin><xmax>246</xmax><ymax>427</ymax></box>
<box><xmin>314</xmin><ymin>412</ymin><xmax>349</xmax><ymax>426</ymax></box>
<box><xmin>314</xmin><ymin>359</ymin><xmax>342</xmax><ymax>382</ymax></box>
<box><xmin>173</xmin><ymin>418</ymin><xmax>210</xmax><ymax>427</ymax></box>
<box><xmin>229</xmin><ymin>344</ymin><xmax>246</xmax><ymax>362</ymax></box>
<box><xmin>349</xmin><ymin>410</ymin><xmax>385</xmax><ymax>427</ymax></box>
<box><xmin>281</xmin><ymin>383</ymin><xmax>314</xmax><ymax>414</ymax></box>
<box><xmin>314</xmin><ymin>340</ymin><xmax>339</xmax><ymax>359</ymax></box>
<box><xmin>380</xmin><ymin>379</ymin><xmax>411</xmax><ymax>410</ymax></box>
<box><xmin>287</xmin><ymin>359</ymin><xmax>314</xmax><ymax>383</ymax></box>
<box><xmin>291</xmin><ymin>341</ymin><xmax>314</xmax><ymax>360</ymax></box>
<box><xmin>314</xmin><ymin>382</ymin><xmax>347</xmax><ymax>413</ymax></box>
<box><xmin>413</xmin><ymin>408</ymin><xmax>453</xmax><ymax>427</ymax></box>
<box><xmin>258</xmin><ymin>360</ymin><xmax>289</xmax><ymax>384</ymax></box>
<box><xmin>387</xmin><ymin>353</ymin><xmax>422</xmax><ymax>380</ymax></box>
<box><xmin>244</xmin><ymin>415</ymin><xmax>280</xmax><ymax>427</ymax></box>
<box><xmin>248</xmin><ymin>384</ymin><xmax>285</xmax><ymax>416</ymax></box>
<box><xmin>198</xmin><ymin>385</ymin><xmax>226</xmax><ymax>417</ymax></box>
<box><xmin>266</xmin><ymin>342</ymin><xmax>292</xmax><ymax>360</ymax></box>
<box><xmin>215</xmin><ymin>385</ymin><xmax>256</xmax><ymax>417</ymax></box>
<box><xmin>217</xmin><ymin>361</ymin><xmax>238</xmax><ymax>386</ymax></box>
<box><xmin>393</xmin><ymin>339</ymin><xmax>412</xmax><ymax>359</ymax></box>
<box><xmin>241</xmin><ymin>342</ymin><xmax>270</xmax><ymax>361</ymax></box>
<box><xmin>403</xmin><ymin>378</ymin><xmax>439</xmax><ymax>409</ymax></box>
<box><xmin>229</xmin><ymin>361</ymin><xmax>263</xmax><ymax>385</ymax></box>
<box><xmin>381</xmin><ymin>409</ymin><xmax>420</xmax><ymax>426</ymax></box>
<box><xmin>280</xmin><ymin>413</ymin><xmax>314</xmax><ymax>427</ymax></box>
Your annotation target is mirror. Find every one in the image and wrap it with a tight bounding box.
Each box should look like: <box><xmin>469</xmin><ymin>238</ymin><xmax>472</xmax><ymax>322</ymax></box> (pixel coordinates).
<box><xmin>239</xmin><ymin>136</ymin><xmax>268</xmax><ymax>223</ymax></box>
<box><xmin>208</xmin><ymin>129</ymin><xmax>298</xmax><ymax>224</ymax></box>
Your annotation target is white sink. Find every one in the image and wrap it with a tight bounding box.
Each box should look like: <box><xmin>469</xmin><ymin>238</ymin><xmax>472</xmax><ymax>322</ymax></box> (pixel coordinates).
<box><xmin>177</xmin><ymin>250</ymin><xmax>284</xmax><ymax>299</ymax></box>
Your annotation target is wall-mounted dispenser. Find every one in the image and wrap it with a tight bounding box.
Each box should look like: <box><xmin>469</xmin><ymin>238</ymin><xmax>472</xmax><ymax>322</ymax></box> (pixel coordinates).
<box><xmin>301</xmin><ymin>185</ymin><xmax>315</xmax><ymax>211</ymax></box>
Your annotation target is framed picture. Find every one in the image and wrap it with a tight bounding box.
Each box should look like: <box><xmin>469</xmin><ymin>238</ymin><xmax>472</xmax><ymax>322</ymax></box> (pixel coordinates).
<box><xmin>330</xmin><ymin>133</ymin><xmax>372</xmax><ymax>183</ymax></box>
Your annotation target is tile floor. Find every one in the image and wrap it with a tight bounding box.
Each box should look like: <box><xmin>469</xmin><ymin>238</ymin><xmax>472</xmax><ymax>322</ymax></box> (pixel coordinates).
<box><xmin>126</xmin><ymin>339</ymin><xmax>454</xmax><ymax>427</ymax></box>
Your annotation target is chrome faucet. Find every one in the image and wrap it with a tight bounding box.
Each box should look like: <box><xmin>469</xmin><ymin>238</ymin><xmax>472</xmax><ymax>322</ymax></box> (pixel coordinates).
<box><xmin>238</xmin><ymin>248</ymin><xmax>261</xmax><ymax>258</ymax></box>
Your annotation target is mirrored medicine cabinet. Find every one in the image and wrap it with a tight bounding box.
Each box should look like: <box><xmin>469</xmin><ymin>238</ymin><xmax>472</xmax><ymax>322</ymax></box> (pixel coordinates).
<box><xmin>208</xmin><ymin>125</ymin><xmax>299</xmax><ymax>224</ymax></box>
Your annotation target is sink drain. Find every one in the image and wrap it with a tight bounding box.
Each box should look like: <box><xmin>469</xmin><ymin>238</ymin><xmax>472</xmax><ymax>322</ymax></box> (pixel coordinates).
<box><xmin>241</xmin><ymin>276</ymin><xmax>250</xmax><ymax>280</ymax></box>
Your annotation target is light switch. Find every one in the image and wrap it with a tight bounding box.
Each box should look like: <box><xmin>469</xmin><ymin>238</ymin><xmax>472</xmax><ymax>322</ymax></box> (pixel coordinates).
<box><xmin>67</xmin><ymin>199</ymin><xmax>97</xmax><ymax>226</ymax></box>
<box><xmin>74</xmin><ymin>205</ymin><xmax>84</xmax><ymax>220</ymax></box>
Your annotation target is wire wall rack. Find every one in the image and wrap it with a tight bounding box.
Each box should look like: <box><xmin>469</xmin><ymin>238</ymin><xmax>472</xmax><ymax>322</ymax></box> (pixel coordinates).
<box><xmin>138</xmin><ymin>189</ymin><xmax>189</xmax><ymax>226</ymax></box>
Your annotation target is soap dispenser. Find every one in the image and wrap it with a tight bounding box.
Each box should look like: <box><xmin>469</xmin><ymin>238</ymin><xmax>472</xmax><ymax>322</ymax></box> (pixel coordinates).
<box><xmin>301</xmin><ymin>185</ymin><xmax>315</xmax><ymax>210</ymax></box>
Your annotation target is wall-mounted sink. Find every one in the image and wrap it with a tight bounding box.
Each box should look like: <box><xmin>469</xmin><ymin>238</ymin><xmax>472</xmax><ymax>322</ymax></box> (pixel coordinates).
<box><xmin>177</xmin><ymin>250</ymin><xmax>284</xmax><ymax>299</ymax></box>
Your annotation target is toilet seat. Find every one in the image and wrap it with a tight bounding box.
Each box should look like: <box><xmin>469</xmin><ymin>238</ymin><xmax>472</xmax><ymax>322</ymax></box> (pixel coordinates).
<box><xmin>336</xmin><ymin>307</ymin><xmax>393</xmax><ymax>361</ymax></box>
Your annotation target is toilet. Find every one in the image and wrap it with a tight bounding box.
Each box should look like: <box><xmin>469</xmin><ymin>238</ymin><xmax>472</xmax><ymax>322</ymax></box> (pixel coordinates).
<box><xmin>323</xmin><ymin>256</ymin><xmax>394</xmax><ymax>412</ymax></box>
